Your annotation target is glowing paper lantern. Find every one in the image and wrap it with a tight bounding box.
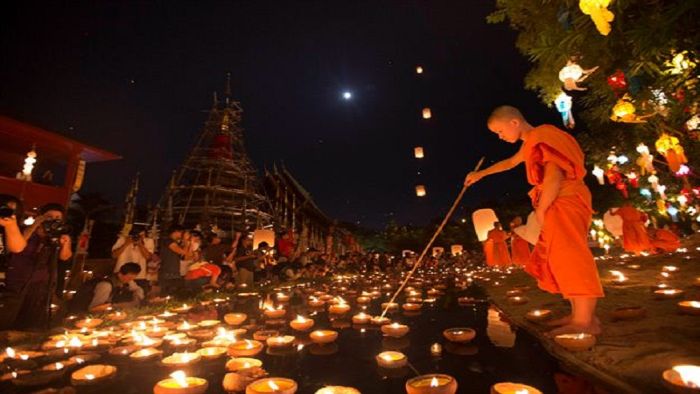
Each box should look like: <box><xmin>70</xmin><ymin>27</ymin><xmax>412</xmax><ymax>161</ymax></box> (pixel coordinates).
<box><xmin>450</xmin><ymin>245</ymin><xmax>463</xmax><ymax>256</ymax></box>
<box><xmin>414</xmin><ymin>147</ymin><xmax>424</xmax><ymax>159</ymax></box>
<box><xmin>416</xmin><ymin>66</ymin><xmax>424</xmax><ymax>74</ymax></box>
<box><xmin>472</xmin><ymin>209</ymin><xmax>499</xmax><ymax>242</ymax></box>
<box><xmin>554</xmin><ymin>92</ymin><xmax>575</xmax><ymax>128</ymax></box>
<box><xmin>253</xmin><ymin>229</ymin><xmax>275</xmax><ymax>250</ymax></box>
<box><xmin>655</xmin><ymin>133</ymin><xmax>688</xmax><ymax>173</ymax></box>
<box><xmin>636</xmin><ymin>143</ymin><xmax>655</xmax><ymax>175</ymax></box>
<box><xmin>512</xmin><ymin>211</ymin><xmax>541</xmax><ymax>245</ymax></box>
<box><xmin>664</xmin><ymin>51</ymin><xmax>696</xmax><ymax>75</ymax></box>
<box><xmin>558</xmin><ymin>61</ymin><xmax>598</xmax><ymax>91</ymax></box>
<box><xmin>603</xmin><ymin>209</ymin><xmax>624</xmax><ymax>237</ymax></box>
<box><xmin>592</xmin><ymin>165</ymin><xmax>605</xmax><ymax>185</ymax></box>
<box><xmin>579</xmin><ymin>0</ymin><xmax>615</xmax><ymax>36</ymax></box>
<box><xmin>415</xmin><ymin>185</ymin><xmax>426</xmax><ymax>197</ymax></box>
<box><xmin>422</xmin><ymin>108</ymin><xmax>432</xmax><ymax>120</ymax></box>
<box><xmin>606</xmin><ymin>69</ymin><xmax>627</xmax><ymax>93</ymax></box>
<box><xmin>610</xmin><ymin>96</ymin><xmax>648</xmax><ymax>123</ymax></box>
<box><xmin>432</xmin><ymin>247</ymin><xmax>444</xmax><ymax>258</ymax></box>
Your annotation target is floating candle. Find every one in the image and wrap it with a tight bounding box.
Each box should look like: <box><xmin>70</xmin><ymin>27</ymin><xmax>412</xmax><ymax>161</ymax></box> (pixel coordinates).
<box><xmin>228</xmin><ymin>340</ymin><xmax>264</xmax><ymax>357</ymax></box>
<box><xmin>75</xmin><ymin>318</ymin><xmax>103</xmax><ymax>329</ymax></box>
<box><xmin>224</xmin><ymin>313</ymin><xmax>248</xmax><ymax>326</ymax></box>
<box><xmin>263</xmin><ymin>307</ymin><xmax>287</xmax><ymax>319</ymax></box>
<box><xmin>662</xmin><ymin>365</ymin><xmax>700</xmax><ymax>392</ymax></box>
<box><xmin>328</xmin><ymin>299</ymin><xmax>351</xmax><ymax>315</ymax></box>
<box><xmin>225</xmin><ymin>357</ymin><xmax>262</xmax><ymax>372</ymax></box>
<box><xmin>154</xmin><ymin>370</ymin><xmax>208</xmax><ymax>394</ymax></box>
<box><xmin>70</xmin><ymin>364</ymin><xmax>117</xmax><ymax>385</ymax></box>
<box><xmin>356</xmin><ymin>296</ymin><xmax>371</xmax><ymax>304</ymax></box>
<box><xmin>490</xmin><ymin>382</ymin><xmax>543</xmax><ymax>394</ymax></box>
<box><xmin>315</xmin><ymin>386</ymin><xmax>361</xmax><ymax>394</ymax></box>
<box><xmin>525</xmin><ymin>309</ymin><xmax>552</xmax><ymax>323</ymax></box>
<box><xmin>196</xmin><ymin>346</ymin><xmax>227</xmax><ymax>360</ymax></box>
<box><xmin>352</xmin><ymin>312</ymin><xmax>372</xmax><ymax>325</ymax></box>
<box><xmin>309</xmin><ymin>330</ymin><xmax>338</xmax><ymax>345</ymax></box>
<box><xmin>402</xmin><ymin>303</ymin><xmax>421</xmax><ymax>312</ymax></box>
<box><xmin>371</xmin><ymin>316</ymin><xmax>391</xmax><ymax>326</ymax></box>
<box><xmin>162</xmin><ymin>352</ymin><xmax>202</xmax><ymax>368</ymax></box>
<box><xmin>376</xmin><ymin>351</ymin><xmax>408</xmax><ymax>369</ymax></box>
<box><xmin>381</xmin><ymin>302</ymin><xmax>399</xmax><ymax>311</ymax></box>
<box><xmin>381</xmin><ymin>323</ymin><xmax>410</xmax><ymax>338</ymax></box>
<box><xmin>442</xmin><ymin>328</ymin><xmax>476</xmax><ymax>343</ymax></box>
<box><xmin>553</xmin><ymin>333</ymin><xmax>596</xmax><ymax>351</ymax></box>
<box><xmin>405</xmin><ymin>374</ymin><xmax>458</xmax><ymax>394</ymax></box>
<box><xmin>308</xmin><ymin>297</ymin><xmax>325</xmax><ymax>308</ymax></box>
<box><xmin>130</xmin><ymin>347</ymin><xmax>163</xmax><ymax>362</ymax></box>
<box><xmin>678</xmin><ymin>300</ymin><xmax>700</xmax><ymax>316</ymax></box>
<box><xmin>290</xmin><ymin>315</ymin><xmax>315</xmax><ymax>331</ymax></box>
<box><xmin>245</xmin><ymin>377</ymin><xmax>298</xmax><ymax>394</ymax></box>
<box><xmin>266</xmin><ymin>335</ymin><xmax>295</xmax><ymax>348</ymax></box>
<box><xmin>654</xmin><ymin>289</ymin><xmax>685</xmax><ymax>300</ymax></box>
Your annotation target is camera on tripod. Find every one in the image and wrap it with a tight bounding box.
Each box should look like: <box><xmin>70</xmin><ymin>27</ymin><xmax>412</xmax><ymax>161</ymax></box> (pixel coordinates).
<box><xmin>42</xmin><ymin>219</ymin><xmax>71</xmax><ymax>240</ymax></box>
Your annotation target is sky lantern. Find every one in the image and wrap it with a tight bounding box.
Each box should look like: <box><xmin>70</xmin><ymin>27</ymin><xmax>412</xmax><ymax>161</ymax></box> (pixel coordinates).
<box><xmin>416</xmin><ymin>66</ymin><xmax>424</xmax><ymax>74</ymax></box>
<box><xmin>655</xmin><ymin>133</ymin><xmax>688</xmax><ymax>173</ymax></box>
<box><xmin>422</xmin><ymin>108</ymin><xmax>432</xmax><ymax>119</ymax></box>
<box><xmin>450</xmin><ymin>245</ymin><xmax>463</xmax><ymax>256</ymax></box>
<box><xmin>253</xmin><ymin>229</ymin><xmax>275</xmax><ymax>250</ymax></box>
<box><xmin>472</xmin><ymin>209</ymin><xmax>498</xmax><ymax>242</ymax></box>
<box><xmin>579</xmin><ymin>0</ymin><xmax>614</xmax><ymax>36</ymax></box>
<box><xmin>415</xmin><ymin>185</ymin><xmax>426</xmax><ymax>197</ymax></box>
<box><xmin>414</xmin><ymin>147</ymin><xmax>424</xmax><ymax>159</ymax></box>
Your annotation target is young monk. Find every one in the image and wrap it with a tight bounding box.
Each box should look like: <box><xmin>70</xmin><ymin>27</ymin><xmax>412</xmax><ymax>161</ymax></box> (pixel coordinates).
<box><xmin>610</xmin><ymin>202</ymin><xmax>652</xmax><ymax>255</ymax></box>
<box><xmin>482</xmin><ymin>237</ymin><xmax>495</xmax><ymax>266</ymax></box>
<box><xmin>648</xmin><ymin>226</ymin><xmax>681</xmax><ymax>253</ymax></box>
<box><xmin>465</xmin><ymin>105</ymin><xmax>604</xmax><ymax>335</ymax></box>
<box><xmin>509</xmin><ymin>216</ymin><xmax>531</xmax><ymax>266</ymax></box>
<box><xmin>486</xmin><ymin>222</ymin><xmax>512</xmax><ymax>266</ymax></box>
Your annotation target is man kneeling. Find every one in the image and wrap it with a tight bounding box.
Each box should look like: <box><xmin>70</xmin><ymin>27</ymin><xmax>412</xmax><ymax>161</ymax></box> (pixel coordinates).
<box><xmin>70</xmin><ymin>262</ymin><xmax>145</xmax><ymax>314</ymax></box>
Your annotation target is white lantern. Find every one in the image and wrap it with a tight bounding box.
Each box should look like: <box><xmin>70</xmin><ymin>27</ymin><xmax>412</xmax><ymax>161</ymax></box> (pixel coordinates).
<box><xmin>603</xmin><ymin>209</ymin><xmax>624</xmax><ymax>237</ymax></box>
<box><xmin>512</xmin><ymin>211</ymin><xmax>541</xmax><ymax>245</ymax></box>
<box><xmin>592</xmin><ymin>165</ymin><xmax>605</xmax><ymax>185</ymax></box>
<box><xmin>253</xmin><ymin>229</ymin><xmax>275</xmax><ymax>250</ymax></box>
<box><xmin>414</xmin><ymin>147</ymin><xmax>424</xmax><ymax>159</ymax></box>
<box><xmin>472</xmin><ymin>209</ymin><xmax>499</xmax><ymax>242</ymax></box>
<box><xmin>450</xmin><ymin>245</ymin><xmax>463</xmax><ymax>256</ymax></box>
<box><xmin>422</xmin><ymin>108</ymin><xmax>432</xmax><ymax>119</ymax></box>
<box><xmin>415</xmin><ymin>185</ymin><xmax>426</xmax><ymax>197</ymax></box>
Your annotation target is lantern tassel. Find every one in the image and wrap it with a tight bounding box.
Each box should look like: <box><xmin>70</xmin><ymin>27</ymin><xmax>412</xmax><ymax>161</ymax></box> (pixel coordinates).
<box><xmin>380</xmin><ymin>156</ymin><xmax>485</xmax><ymax>318</ymax></box>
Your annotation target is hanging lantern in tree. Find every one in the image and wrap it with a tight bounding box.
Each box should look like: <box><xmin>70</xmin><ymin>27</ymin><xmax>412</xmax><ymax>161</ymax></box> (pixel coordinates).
<box><xmin>610</xmin><ymin>96</ymin><xmax>651</xmax><ymax>123</ymax></box>
<box><xmin>686</xmin><ymin>114</ymin><xmax>700</xmax><ymax>132</ymax></box>
<box><xmin>657</xmin><ymin>184</ymin><xmax>667</xmax><ymax>200</ymax></box>
<box><xmin>414</xmin><ymin>147</ymin><xmax>424</xmax><ymax>159</ymax></box>
<box><xmin>655</xmin><ymin>133</ymin><xmax>688</xmax><ymax>173</ymax></box>
<box><xmin>415</xmin><ymin>185</ymin><xmax>426</xmax><ymax>197</ymax></box>
<box><xmin>648</xmin><ymin>174</ymin><xmax>660</xmax><ymax>191</ymax></box>
<box><xmin>657</xmin><ymin>199</ymin><xmax>667</xmax><ymax>215</ymax></box>
<box><xmin>558</xmin><ymin>61</ymin><xmax>598</xmax><ymax>91</ymax></box>
<box><xmin>626</xmin><ymin>171</ymin><xmax>639</xmax><ymax>188</ymax></box>
<box><xmin>579</xmin><ymin>0</ymin><xmax>615</xmax><ymax>36</ymax></box>
<box><xmin>606</xmin><ymin>69</ymin><xmax>627</xmax><ymax>95</ymax></box>
<box><xmin>592</xmin><ymin>165</ymin><xmax>605</xmax><ymax>185</ymax></box>
<box><xmin>554</xmin><ymin>92</ymin><xmax>575</xmax><ymax>129</ymax></box>
<box><xmin>422</xmin><ymin>108</ymin><xmax>432</xmax><ymax>119</ymax></box>
<box><xmin>471</xmin><ymin>209</ymin><xmax>499</xmax><ymax>242</ymax></box>
<box><xmin>635</xmin><ymin>143</ymin><xmax>655</xmax><ymax>175</ymax></box>
<box><xmin>615</xmin><ymin>180</ymin><xmax>629</xmax><ymax>198</ymax></box>
<box><xmin>664</xmin><ymin>51</ymin><xmax>696</xmax><ymax>75</ymax></box>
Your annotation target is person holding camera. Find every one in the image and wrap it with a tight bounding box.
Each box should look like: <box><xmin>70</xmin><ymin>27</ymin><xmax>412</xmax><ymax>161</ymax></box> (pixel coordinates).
<box><xmin>0</xmin><ymin>195</ymin><xmax>27</xmax><ymax>271</ymax></box>
<box><xmin>2</xmin><ymin>203</ymin><xmax>72</xmax><ymax>330</ymax></box>
<box><xmin>111</xmin><ymin>226</ymin><xmax>154</xmax><ymax>293</ymax></box>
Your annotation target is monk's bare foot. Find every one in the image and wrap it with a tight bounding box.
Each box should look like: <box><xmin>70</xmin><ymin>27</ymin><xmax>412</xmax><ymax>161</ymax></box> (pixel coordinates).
<box><xmin>546</xmin><ymin>321</ymin><xmax>601</xmax><ymax>337</ymax></box>
<box><xmin>545</xmin><ymin>314</ymin><xmax>572</xmax><ymax>327</ymax></box>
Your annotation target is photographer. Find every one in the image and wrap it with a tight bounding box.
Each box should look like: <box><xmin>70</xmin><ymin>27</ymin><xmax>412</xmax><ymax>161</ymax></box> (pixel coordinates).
<box><xmin>0</xmin><ymin>194</ymin><xmax>27</xmax><ymax>263</ymax></box>
<box><xmin>2</xmin><ymin>203</ymin><xmax>72</xmax><ymax>330</ymax></box>
<box><xmin>111</xmin><ymin>226</ymin><xmax>153</xmax><ymax>293</ymax></box>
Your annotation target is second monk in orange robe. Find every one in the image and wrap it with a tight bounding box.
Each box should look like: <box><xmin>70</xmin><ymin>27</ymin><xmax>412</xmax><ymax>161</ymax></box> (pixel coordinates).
<box><xmin>486</xmin><ymin>222</ymin><xmax>512</xmax><ymax>266</ymax></box>
<box><xmin>610</xmin><ymin>203</ymin><xmax>652</xmax><ymax>255</ymax></box>
<box><xmin>649</xmin><ymin>227</ymin><xmax>681</xmax><ymax>253</ymax></box>
<box><xmin>509</xmin><ymin>216</ymin><xmax>531</xmax><ymax>266</ymax></box>
<box><xmin>466</xmin><ymin>106</ymin><xmax>603</xmax><ymax>336</ymax></box>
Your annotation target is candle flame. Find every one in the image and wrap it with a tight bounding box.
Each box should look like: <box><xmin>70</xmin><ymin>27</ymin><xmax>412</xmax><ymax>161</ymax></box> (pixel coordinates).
<box><xmin>673</xmin><ymin>365</ymin><xmax>700</xmax><ymax>388</ymax></box>
<box><xmin>295</xmin><ymin>315</ymin><xmax>306</xmax><ymax>322</ymax></box>
<box><xmin>69</xmin><ymin>336</ymin><xmax>83</xmax><ymax>347</ymax></box>
<box><xmin>690</xmin><ymin>301</ymin><xmax>700</xmax><ymax>308</ymax></box>
<box><xmin>430</xmin><ymin>377</ymin><xmax>439</xmax><ymax>387</ymax></box>
<box><xmin>5</xmin><ymin>347</ymin><xmax>15</xmax><ymax>358</ymax></box>
<box><xmin>516</xmin><ymin>390</ymin><xmax>530</xmax><ymax>394</ymax></box>
<box><xmin>268</xmin><ymin>380</ymin><xmax>280</xmax><ymax>390</ymax></box>
<box><xmin>170</xmin><ymin>370</ymin><xmax>189</xmax><ymax>387</ymax></box>
<box><xmin>85</xmin><ymin>374</ymin><xmax>95</xmax><ymax>380</ymax></box>
<box><xmin>609</xmin><ymin>270</ymin><xmax>627</xmax><ymax>282</ymax></box>
<box><xmin>55</xmin><ymin>362</ymin><xmax>64</xmax><ymax>370</ymax></box>
<box><xmin>75</xmin><ymin>357</ymin><xmax>85</xmax><ymax>364</ymax></box>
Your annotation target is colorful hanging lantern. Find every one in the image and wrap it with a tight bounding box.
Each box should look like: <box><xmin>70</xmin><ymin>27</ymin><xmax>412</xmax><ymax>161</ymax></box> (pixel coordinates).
<box><xmin>554</xmin><ymin>92</ymin><xmax>575</xmax><ymax>128</ymax></box>
<box><xmin>615</xmin><ymin>181</ymin><xmax>629</xmax><ymax>199</ymax></box>
<box><xmin>640</xmin><ymin>188</ymin><xmax>652</xmax><ymax>199</ymax></box>
<box><xmin>655</xmin><ymin>133</ymin><xmax>688</xmax><ymax>173</ymax></box>
<box><xmin>635</xmin><ymin>143</ymin><xmax>655</xmax><ymax>175</ymax></box>
<box><xmin>610</xmin><ymin>96</ymin><xmax>650</xmax><ymax>123</ymax></box>
<box><xmin>422</xmin><ymin>108</ymin><xmax>432</xmax><ymax>119</ymax></box>
<box><xmin>592</xmin><ymin>165</ymin><xmax>605</xmax><ymax>185</ymax></box>
<box><xmin>626</xmin><ymin>171</ymin><xmax>639</xmax><ymax>188</ymax></box>
<box><xmin>648</xmin><ymin>174</ymin><xmax>659</xmax><ymax>191</ymax></box>
<box><xmin>415</xmin><ymin>185</ymin><xmax>426</xmax><ymax>197</ymax></box>
<box><xmin>558</xmin><ymin>61</ymin><xmax>598</xmax><ymax>91</ymax></box>
<box><xmin>686</xmin><ymin>115</ymin><xmax>700</xmax><ymax>131</ymax></box>
<box><xmin>657</xmin><ymin>184</ymin><xmax>667</xmax><ymax>200</ymax></box>
<box><xmin>414</xmin><ymin>147</ymin><xmax>424</xmax><ymax>159</ymax></box>
<box><xmin>667</xmin><ymin>205</ymin><xmax>679</xmax><ymax>222</ymax></box>
<box><xmin>606</xmin><ymin>69</ymin><xmax>627</xmax><ymax>94</ymax></box>
<box><xmin>664</xmin><ymin>51</ymin><xmax>696</xmax><ymax>75</ymax></box>
<box><xmin>657</xmin><ymin>199</ymin><xmax>667</xmax><ymax>215</ymax></box>
<box><xmin>579</xmin><ymin>0</ymin><xmax>615</xmax><ymax>36</ymax></box>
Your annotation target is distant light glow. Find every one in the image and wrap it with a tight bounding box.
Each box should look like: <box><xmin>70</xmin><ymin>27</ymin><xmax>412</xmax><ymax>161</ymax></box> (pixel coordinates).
<box><xmin>342</xmin><ymin>91</ymin><xmax>352</xmax><ymax>100</ymax></box>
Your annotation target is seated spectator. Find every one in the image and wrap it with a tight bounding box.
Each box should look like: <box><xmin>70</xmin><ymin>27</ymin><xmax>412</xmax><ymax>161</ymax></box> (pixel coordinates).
<box><xmin>184</xmin><ymin>260</ymin><xmax>222</xmax><ymax>289</ymax></box>
<box><xmin>70</xmin><ymin>262</ymin><xmax>144</xmax><ymax>314</ymax></box>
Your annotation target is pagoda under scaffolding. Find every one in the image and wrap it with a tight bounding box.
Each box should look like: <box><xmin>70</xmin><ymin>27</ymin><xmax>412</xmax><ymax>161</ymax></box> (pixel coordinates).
<box><xmin>161</xmin><ymin>76</ymin><xmax>273</xmax><ymax>233</ymax></box>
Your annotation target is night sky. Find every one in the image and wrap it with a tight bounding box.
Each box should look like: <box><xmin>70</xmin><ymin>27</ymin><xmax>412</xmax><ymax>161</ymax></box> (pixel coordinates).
<box><xmin>0</xmin><ymin>1</ymin><xmax>563</xmax><ymax>229</ymax></box>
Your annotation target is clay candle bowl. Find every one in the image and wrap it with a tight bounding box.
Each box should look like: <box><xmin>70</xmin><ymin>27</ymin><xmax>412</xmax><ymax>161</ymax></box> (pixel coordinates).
<box><xmin>168</xmin><ymin>338</ymin><xmax>198</xmax><ymax>351</ymax></box>
<box><xmin>356</xmin><ymin>296</ymin><xmax>371</xmax><ymax>305</ymax></box>
<box><xmin>402</xmin><ymin>303</ymin><xmax>421</xmax><ymax>312</ymax></box>
<box><xmin>106</xmin><ymin>311</ymin><xmax>127</xmax><ymax>321</ymax></box>
<box><xmin>246</xmin><ymin>377</ymin><xmax>298</xmax><ymax>394</ymax></box>
<box><xmin>129</xmin><ymin>347</ymin><xmax>163</xmax><ymax>362</ymax></box>
<box><xmin>662</xmin><ymin>364</ymin><xmax>700</xmax><ymax>393</ymax></box>
<box><xmin>228</xmin><ymin>340</ymin><xmax>264</xmax><ymax>357</ymax></box>
<box><xmin>173</xmin><ymin>304</ymin><xmax>192</xmax><ymax>314</ymax></box>
<box><xmin>290</xmin><ymin>315</ymin><xmax>314</xmax><ymax>331</ymax></box>
<box><xmin>554</xmin><ymin>333</ymin><xmax>596</xmax><ymax>351</ymax></box>
<box><xmin>75</xmin><ymin>318</ymin><xmax>103</xmax><ymax>329</ymax></box>
<box><xmin>405</xmin><ymin>374</ymin><xmax>458</xmax><ymax>394</ymax></box>
<box><xmin>376</xmin><ymin>351</ymin><xmax>407</xmax><ymax>369</ymax></box>
<box><xmin>309</xmin><ymin>330</ymin><xmax>338</xmax><ymax>345</ymax></box>
<box><xmin>490</xmin><ymin>382</ymin><xmax>543</xmax><ymax>394</ymax></box>
<box><xmin>352</xmin><ymin>312</ymin><xmax>372</xmax><ymax>325</ymax></box>
<box><xmin>655</xmin><ymin>289</ymin><xmax>685</xmax><ymax>300</ymax></box>
<box><xmin>611</xmin><ymin>306</ymin><xmax>647</xmax><ymax>321</ymax></box>
<box><xmin>507</xmin><ymin>296</ymin><xmax>529</xmax><ymax>305</ymax></box>
<box><xmin>197</xmin><ymin>320</ymin><xmax>220</xmax><ymax>329</ymax></box>
<box><xmin>162</xmin><ymin>352</ymin><xmax>202</xmax><ymax>369</ymax></box>
<box><xmin>177</xmin><ymin>321</ymin><xmax>196</xmax><ymax>332</ymax></box>
<box><xmin>525</xmin><ymin>309</ymin><xmax>552</xmax><ymax>323</ymax></box>
<box><xmin>276</xmin><ymin>293</ymin><xmax>290</xmax><ymax>303</ymax></box>
<box><xmin>225</xmin><ymin>357</ymin><xmax>262</xmax><ymax>372</ymax></box>
<box><xmin>263</xmin><ymin>308</ymin><xmax>286</xmax><ymax>319</ymax></box>
<box><xmin>253</xmin><ymin>330</ymin><xmax>280</xmax><ymax>341</ymax></box>
<box><xmin>70</xmin><ymin>364</ymin><xmax>117</xmax><ymax>386</ymax></box>
<box><xmin>315</xmin><ymin>386</ymin><xmax>361</xmax><ymax>394</ymax></box>
<box><xmin>224</xmin><ymin>313</ymin><xmax>248</xmax><ymax>326</ymax></box>
<box><xmin>308</xmin><ymin>297</ymin><xmax>325</xmax><ymax>308</ymax></box>
<box><xmin>430</xmin><ymin>343</ymin><xmax>442</xmax><ymax>357</ymax></box>
<box><xmin>328</xmin><ymin>302</ymin><xmax>351</xmax><ymax>315</ymax></box>
<box><xmin>371</xmin><ymin>316</ymin><xmax>391</xmax><ymax>326</ymax></box>
<box><xmin>442</xmin><ymin>328</ymin><xmax>476</xmax><ymax>343</ymax></box>
<box><xmin>266</xmin><ymin>335</ymin><xmax>295</xmax><ymax>349</ymax></box>
<box><xmin>505</xmin><ymin>290</ymin><xmax>523</xmax><ymax>297</ymax></box>
<box><xmin>196</xmin><ymin>346</ymin><xmax>227</xmax><ymax>360</ymax></box>
<box><xmin>457</xmin><ymin>297</ymin><xmax>477</xmax><ymax>306</ymax></box>
<box><xmin>154</xmin><ymin>370</ymin><xmax>208</xmax><ymax>394</ymax></box>
<box><xmin>678</xmin><ymin>301</ymin><xmax>700</xmax><ymax>316</ymax></box>
<box><xmin>381</xmin><ymin>323</ymin><xmax>410</xmax><ymax>338</ymax></box>
<box><xmin>381</xmin><ymin>302</ymin><xmax>399</xmax><ymax>312</ymax></box>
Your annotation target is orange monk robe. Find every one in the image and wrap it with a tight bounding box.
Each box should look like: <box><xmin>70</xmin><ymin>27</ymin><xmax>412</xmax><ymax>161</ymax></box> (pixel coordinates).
<box><xmin>522</xmin><ymin>125</ymin><xmax>604</xmax><ymax>298</ymax></box>
<box><xmin>651</xmin><ymin>228</ymin><xmax>681</xmax><ymax>252</ymax></box>
<box><xmin>611</xmin><ymin>206</ymin><xmax>653</xmax><ymax>254</ymax></box>
<box><xmin>487</xmin><ymin>228</ymin><xmax>511</xmax><ymax>266</ymax></box>
<box><xmin>483</xmin><ymin>239</ymin><xmax>495</xmax><ymax>266</ymax></box>
<box><xmin>510</xmin><ymin>233</ymin><xmax>531</xmax><ymax>266</ymax></box>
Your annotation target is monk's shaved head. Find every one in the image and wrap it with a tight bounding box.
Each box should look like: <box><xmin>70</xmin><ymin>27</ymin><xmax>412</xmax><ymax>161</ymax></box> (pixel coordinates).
<box><xmin>488</xmin><ymin>105</ymin><xmax>524</xmax><ymax>124</ymax></box>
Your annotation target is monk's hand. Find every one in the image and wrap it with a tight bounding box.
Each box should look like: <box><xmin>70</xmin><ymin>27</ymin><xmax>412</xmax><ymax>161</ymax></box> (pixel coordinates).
<box><xmin>464</xmin><ymin>171</ymin><xmax>483</xmax><ymax>187</ymax></box>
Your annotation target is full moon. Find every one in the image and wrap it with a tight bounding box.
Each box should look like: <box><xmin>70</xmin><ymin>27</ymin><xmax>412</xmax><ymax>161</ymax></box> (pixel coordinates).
<box><xmin>342</xmin><ymin>91</ymin><xmax>352</xmax><ymax>100</ymax></box>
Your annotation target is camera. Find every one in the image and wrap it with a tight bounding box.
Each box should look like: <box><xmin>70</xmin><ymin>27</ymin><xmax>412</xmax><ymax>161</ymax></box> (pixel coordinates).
<box><xmin>0</xmin><ymin>204</ymin><xmax>15</xmax><ymax>219</ymax></box>
<box><xmin>42</xmin><ymin>219</ymin><xmax>72</xmax><ymax>240</ymax></box>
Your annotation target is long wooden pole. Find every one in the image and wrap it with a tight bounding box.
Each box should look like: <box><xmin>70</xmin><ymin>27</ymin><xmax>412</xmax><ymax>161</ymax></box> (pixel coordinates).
<box><xmin>380</xmin><ymin>157</ymin><xmax>485</xmax><ymax>318</ymax></box>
